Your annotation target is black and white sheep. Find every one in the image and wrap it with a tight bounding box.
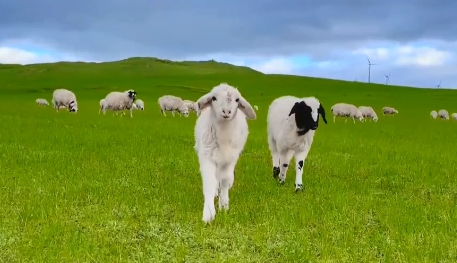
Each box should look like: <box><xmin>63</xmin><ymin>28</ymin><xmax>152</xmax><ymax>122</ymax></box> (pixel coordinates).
<box><xmin>52</xmin><ymin>89</ymin><xmax>78</xmax><ymax>113</ymax></box>
<box><xmin>267</xmin><ymin>96</ymin><xmax>327</xmax><ymax>191</ymax></box>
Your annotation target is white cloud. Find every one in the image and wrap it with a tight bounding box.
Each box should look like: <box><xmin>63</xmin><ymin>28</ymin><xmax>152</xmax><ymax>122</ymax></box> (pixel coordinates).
<box><xmin>395</xmin><ymin>47</ymin><xmax>451</xmax><ymax>67</ymax></box>
<box><xmin>0</xmin><ymin>46</ymin><xmax>56</xmax><ymax>64</ymax></box>
<box><xmin>250</xmin><ymin>58</ymin><xmax>296</xmax><ymax>74</ymax></box>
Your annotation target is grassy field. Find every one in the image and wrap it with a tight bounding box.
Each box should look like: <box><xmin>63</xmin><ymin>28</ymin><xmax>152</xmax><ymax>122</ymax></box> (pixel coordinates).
<box><xmin>1</xmin><ymin>57</ymin><xmax>456</xmax><ymax>262</ymax></box>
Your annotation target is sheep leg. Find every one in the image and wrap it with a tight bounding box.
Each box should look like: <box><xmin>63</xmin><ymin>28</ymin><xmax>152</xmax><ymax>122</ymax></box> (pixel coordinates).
<box><xmin>294</xmin><ymin>147</ymin><xmax>312</xmax><ymax>192</ymax></box>
<box><xmin>172</xmin><ymin>111</ymin><xmax>175</xmax><ymax>117</ymax></box>
<box><xmin>218</xmin><ymin>162</ymin><xmax>235</xmax><ymax>211</ymax></box>
<box><xmin>278</xmin><ymin>150</ymin><xmax>294</xmax><ymax>185</ymax></box>
<box><xmin>161</xmin><ymin>109</ymin><xmax>166</xmax><ymax>116</ymax></box>
<box><xmin>130</xmin><ymin>108</ymin><xmax>133</xmax><ymax>118</ymax></box>
<box><xmin>352</xmin><ymin>117</ymin><xmax>355</xmax><ymax>123</ymax></box>
<box><xmin>333</xmin><ymin>116</ymin><xmax>336</xmax><ymax>123</ymax></box>
<box><xmin>268</xmin><ymin>137</ymin><xmax>280</xmax><ymax>179</ymax></box>
<box><xmin>199</xmin><ymin>158</ymin><xmax>218</xmax><ymax>223</ymax></box>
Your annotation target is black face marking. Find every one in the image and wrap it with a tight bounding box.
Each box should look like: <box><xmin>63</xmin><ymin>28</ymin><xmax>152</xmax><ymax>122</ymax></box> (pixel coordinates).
<box><xmin>235</xmin><ymin>98</ymin><xmax>239</xmax><ymax>102</ymax></box>
<box><xmin>282</xmin><ymin>163</ymin><xmax>288</xmax><ymax>168</ymax></box>
<box><xmin>298</xmin><ymin>160</ymin><xmax>304</xmax><ymax>170</ymax></box>
<box><xmin>273</xmin><ymin>166</ymin><xmax>280</xmax><ymax>178</ymax></box>
<box><xmin>212</xmin><ymin>96</ymin><xmax>217</xmax><ymax>101</ymax></box>
<box><xmin>289</xmin><ymin>101</ymin><xmax>314</xmax><ymax>136</ymax></box>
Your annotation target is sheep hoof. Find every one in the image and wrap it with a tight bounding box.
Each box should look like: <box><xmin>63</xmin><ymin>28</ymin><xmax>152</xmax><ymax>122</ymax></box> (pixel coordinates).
<box><xmin>295</xmin><ymin>184</ymin><xmax>303</xmax><ymax>192</ymax></box>
<box><xmin>272</xmin><ymin>167</ymin><xmax>280</xmax><ymax>178</ymax></box>
<box><xmin>279</xmin><ymin>178</ymin><xmax>286</xmax><ymax>185</ymax></box>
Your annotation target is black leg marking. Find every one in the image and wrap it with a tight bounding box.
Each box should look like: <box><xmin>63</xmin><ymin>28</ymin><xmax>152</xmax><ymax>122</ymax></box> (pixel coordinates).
<box><xmin>298</xmin><ymin>160</ymin><xmax>304</xmax><ymax>171</ymax></box>
<box><xmin>295</xmin><ymin>184</ymin><xmax>303</xmax><ymax>192</ymax></box>
<box><xmin>282</xmin><ymin>163</ymin><xmax>288</xmax><ymax>168</ymax></box>
<box><xmin>273</xmin><ymin>166</ymin><xmax>280</xmax><ymax>178</ymax></box>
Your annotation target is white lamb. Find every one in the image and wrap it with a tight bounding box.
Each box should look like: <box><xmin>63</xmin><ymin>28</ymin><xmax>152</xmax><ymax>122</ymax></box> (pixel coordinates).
<box><xmin>267</xmin><ymin>96</ymin><xmax>327</xmax><ymax>191</ymax></box>
<box><xmin>382</xmin><ymin>106</ymin><xmax>398</xmax><ymax>116</ymax></box>
<box><xmin>194</xmin><ymin>83</ymin><xmax>256</xmax><ymax>223</ymax></box>
<box><xmin>135</xmin><ymin>99</ymin><xmax>145</xmax><ymax>110</ymax></box>
<box><xmin>183</xmin><ymin>100</ymin><xmax>197</xmax><ymax>113</ymax></box>
<box><xmin>430</xmin><ymin>110</ymin><xmax>438</xmax><ymax>119</ymax></box>
<box><xmin>452</xmin><ymin>113</ymin><xmax>457</xmax><ymax>121</ymax></box>
<box><xmin>158</xmin><ymin>95</ymin><xmax>189</xmax><ymax>117</ymax></box>
<box><xmin>36</xmin><ymin>98</ymin><xmax>49</xmax><ymax>106</ymax></box>
<box><xmin>331</xmin><ymin>103</ymin><xmax>363</xmax><ymax>123</ymax></box>
<box><xmin>52</xmin><ymin>89</ymin><xmax>78</xmax><ymax>112</ymax></box>
<box><xmin>358</xmin><ymin>106</ymin><xmax>378</xmax><ymax>122</ymax></box>
<box><xmin>438</xmin><ymin>109</ymin><xmax>449</xmax><ymax>120</ymax></box>
<box><xmin>103</xmin><ymin>90</ymin><xmax>137</xmax><ymax>117</ymax></box>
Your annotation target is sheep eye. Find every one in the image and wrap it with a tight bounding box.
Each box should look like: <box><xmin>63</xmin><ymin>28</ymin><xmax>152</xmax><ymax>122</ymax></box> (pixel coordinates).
<box><xmin>212</xmin><ymin>96</ymin><xmax>217</xmax><ymax>101</ymax></box>
<box><xmin>235</xmin><ymin>98</ymin><xmax>239</xmax><ymax>102</ymax></box>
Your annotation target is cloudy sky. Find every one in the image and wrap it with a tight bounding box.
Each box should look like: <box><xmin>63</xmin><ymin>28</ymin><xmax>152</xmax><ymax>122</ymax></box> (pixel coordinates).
<box><xmin>1</xmin><ymin>0</ymin><xmax>456</xmax><ymax>88</ymax></box>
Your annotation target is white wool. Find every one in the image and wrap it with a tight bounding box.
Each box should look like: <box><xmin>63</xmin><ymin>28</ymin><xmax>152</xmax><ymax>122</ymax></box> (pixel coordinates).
<box><xmin>430</xmin><ymin>110</ymin><xmax>438</xmax><ymax>119</ymax></box>
<box><xmin>158</xmin><ymin>95</ymin><xmax>189</xmax><ymax>117</ymax></box>
<box><xmin>103</xmin><ymin>90</ymin><xmax>137</xmax><ymax>117</ymax></box>
<box><xmin>135</xmin><ymin>99</ymin><xmax>145</xmax><ymax>110</ymax></box>
<box><xmin>451</xmin><ymin>113</ymin><xmax>457</xmax><ymax>121</ymax></box>
<box><xmin>36</xmin><ymin>98</ymin><xmax>49</xmax><ymax>106</ymax></box>
<box><xmin>358</xmin><ymin>106</ymin><xmax>378</xmax><ymax>122</ymax></box>
<box><xmin>194</xmin><ymin>83</ymin><xmax>256</xmax><ymax>223</ymax></box>
<box><xmin>382</xmin><ymin>106</ymin><xmax>398</xmax><ymax>115</ymax></box>
<box><xmin>52</xmin><ymin>89</ymin><xmax>78</xmax><ymax>113</ymax></box>
<box><xmin>438</xmin><ymin>109</ymin><xmax>449</xmax><ymax>120</ymax></box>
<box><xmin>331</xmin><ymin>103</ymin><xmax>363</xmax><ymax>123</ymax></box>
<box><xmin>183</xmin><ymin>100</ymin><xmax>198</xmax><ymax>113</ymax></box>
<box><xmin>267</xmin><ymin>95</ymin><xmax>327</xmax><ymax>191</ymax></box>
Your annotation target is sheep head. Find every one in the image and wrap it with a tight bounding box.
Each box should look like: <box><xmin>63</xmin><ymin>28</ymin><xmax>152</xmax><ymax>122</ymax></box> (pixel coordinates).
<box><xmin>196</xmin><ymin>83</ymin><xmax>256</xmax><ymax>121</ymax></box>
<box><xmin>288</xmin><ymin>98</ymin><xmax>327</xmax><ymax>136</ymax></box>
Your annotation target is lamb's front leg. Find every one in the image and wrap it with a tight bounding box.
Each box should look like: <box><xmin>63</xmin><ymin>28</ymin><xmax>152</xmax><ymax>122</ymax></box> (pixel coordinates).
<box><xmin>294</xmin><ymin>136</ymin><xmax>314</xmax><ymax>192</ymax></box>
<box><xmin>218</xmin><ymin>162</ymin><xmax>236</xmax><ymax>211</ymax></box>
<box><xmin>130</xmin><ymin>108</ymin><xmax>133</xmax><ymax>118</ymax></box>
<box><xmin>199</xmin><ymin>158</ymin><xmax>218</xmax><ymax>223</ymax></box>
<box><xmin>278</xmin><ymin>150</ymin><xmax>294</xmax><ymax>184</ymax></box>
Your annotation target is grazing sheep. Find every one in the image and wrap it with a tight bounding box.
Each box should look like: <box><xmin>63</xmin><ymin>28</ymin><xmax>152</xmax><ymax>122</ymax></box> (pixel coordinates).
<box><xmin>135</xmin><ymin>99</ymin><xmax>145</xmax><ymax>110</ymax></box>
<box><xmin>254</xmin><ymin>105</ymin><xmax>259</xmax><ymax>111</ymax></box>
<box><xmin>382</xmin><ymin>106</ymin><xmax>398</xmax><ymax>116</ymax></box>
<box><xmin>103</xmin><ymin>90</ymin><xmax>137</xmax><ymax>118</ymax></box>
<box><xmin>99</xmin><ymin>98</ymin><xmax>110</xmax><ymax>114</ymax></box>
<box><xmin>183</xmin><ymin>100</ymin><xmax>197</xmax><ymax>113</ymax></box>
<box><xmin>267</xmin><ymin>96</ymin><xmax>327</xmax><ymax>191</ymax></box>
<box><xmin>36</xmin><ymin>98</ymin><xmax>49</xmax><ymax>106</ymax></box>
<box><xmin>52</xmin><ymin>89</ymin><xmax>78</xmax><ymax>113</ymax></box>
<box><xmin>430</xmin><ymin>110</ymin><xmax>438</xmax><ymax>119</ymax></box>
<box><xmin>158</xmin><ymin>95</ymin><xmax>189</xmax><ymax>117</ymax></box>
<box><xmin>194</xmin><ymin>83</ymin><xmax>256</xmax><ymax>223</ymax></box>
<box><xmin>452</xmin><ymin>113</ymin><xmax>457</xmax><ymax>121</ymax></box>
<box><xmin>331</xmin><ymin>103</ymin><xmax>363</xmax><ymax>123</ymax></box>
<box><xmin>358</xmin><ymin>106</ymin><xmax>378</xmax><ymax>122</ymax></box>
<box><xmin>438</xmin><ymin>109</ymin><xmax>449</xmax><ymax>120</ymax></box>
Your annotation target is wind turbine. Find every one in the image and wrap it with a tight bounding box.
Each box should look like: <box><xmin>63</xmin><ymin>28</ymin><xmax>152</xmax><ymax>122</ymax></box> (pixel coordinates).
<box><xmin>366</xmin><ymin>55</ymin><xmax>377</xmax><ymax>83</ymax></box>
<box><xmin>384</xmin><ymin>73</ymin><xmax>390</xmax><ymax>85</ymax></box>
<box><xmin>436</xmin><ymin>80</ymin><xmax>441</xmax><ymax>89</ymax></box>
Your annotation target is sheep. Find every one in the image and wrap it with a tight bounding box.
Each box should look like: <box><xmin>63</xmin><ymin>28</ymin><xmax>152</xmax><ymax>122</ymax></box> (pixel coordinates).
<box><xmin>135</xmin><ymin>99</ymin><xmax>145</xmax><ymax>110</ymax></box>
<box><xmin>382</xmin><ymin>106</ymin><xmax>398</xmax><ymax>116</ymax></box>
<box><xmin>254</xmin><ymin>105</ymin><xmax>259</xmax><ymax>111</ymax></box>
<box><xmin>267</xmin><ymin>96</ymin><xmax>327</xmax><ymax>191</ymax></box>
<box><xmin>194</xmin><ymin>83</ymin><xmax>256</xmax><ymax>223</ymax></box>
<box><xmin>183</xmin><ymin>100</ymin><xmax>197</xmax><ymax>113</ymax></box>
<box><xmin>331</xmin><ymin>103</ymin><xmax>363</xmax><ymax>123</ymax></box>
<box><xmin>452</xmin><ymin>113</ymin><xmax>457</xmax><ymax>121</ymax></box>
<box><xmin>36</xmin><ymin>98</ymin><xmax>49</xmax><ymax>106</ymax></box>
<box><xmin>358</xmin><ymin>106</ymin><xmax>378</xmax><ymax>122</ymax></box>
<box><xmin>99</xmin><ymin>98</ymin><xmax>110</xmax><ymax>114</ymax></box>
<box><xmin>438</xmin><ymin>109</ymin><xmax>449</xmax><ymax>120</ymax></box>
<box><xmin>103</xmin><ymin>90</ymin><xmax>137</xmax><ymax>117</ymax></box>
<box><xmin>52</xmin><ymin>89</ymin><xmax>78</xmax><ymax>112</ymax></box>
<box><xmin>59</xmin><ymin>106</ymin><xmax>67</xmax><ymax>109</ymax></box>
<box><xmin>430</xmin><ymin>110</ymin><xmax>438</xmax><ymax>119</ymax></box>
<box><xmin>158</xmin><ymin>95</ymin><xmax>189</xmax><ymax>117</ymax></box>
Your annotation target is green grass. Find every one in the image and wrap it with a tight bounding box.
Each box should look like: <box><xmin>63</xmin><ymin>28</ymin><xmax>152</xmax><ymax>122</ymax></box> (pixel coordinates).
<box><xmin>1</xmin><ymin>57</ymin><xmax>457</xmax><ymax>262</ymax></box>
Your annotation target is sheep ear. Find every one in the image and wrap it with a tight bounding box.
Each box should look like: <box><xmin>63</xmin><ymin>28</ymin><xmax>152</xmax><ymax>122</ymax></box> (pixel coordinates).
<box><xmin>318</xmin><ymin>103</ymin><xmax>327</xmax><ymax>124</ymax></box>
<box><xmin>288</xmin><ymin>103</ymin><xmax>299</xmax><ymax>116</ymax></box>
<box><xmin>238</xmin><ymin>96</ymin><xmax>256</xmax><ymax>120</ymax></box>
<box><xmin>196</xmin><ymin>93</ymin><xmax>214</xmax><ymax>111</ymax></box>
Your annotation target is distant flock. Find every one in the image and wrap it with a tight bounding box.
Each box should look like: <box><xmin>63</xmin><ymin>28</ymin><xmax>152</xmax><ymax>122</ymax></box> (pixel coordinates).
<box><xmin>33</xmin><ymin>83</ymin><xmax>454</xmax><ymax>224</ymax></box>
